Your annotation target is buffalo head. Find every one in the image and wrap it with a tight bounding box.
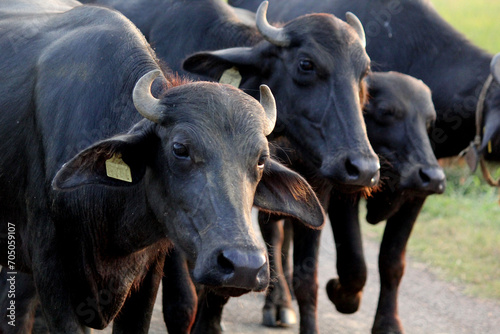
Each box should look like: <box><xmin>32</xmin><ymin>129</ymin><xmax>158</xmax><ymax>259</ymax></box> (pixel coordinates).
<box><xmin>183</xmin><ymin>1</ymin><xmax>380</xmax><ymax>192</ymax></box>
<box><xmin>364</xmin><ymin>72</ymin><xmax>446</xmax><ymax>195</ymax></box>
<box><xmin>52</xmin><ymin>70</ymin><xmax>324</xmax><ymax>296</ymax></box>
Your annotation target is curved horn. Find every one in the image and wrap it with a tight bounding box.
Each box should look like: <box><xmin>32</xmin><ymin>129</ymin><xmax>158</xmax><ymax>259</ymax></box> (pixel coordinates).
<box><xmin>256</xmin><ymin>1</ymin><xmax>290</xmax><ymax>47</ymax></box>
<box><xmin>346</xmin><ymin>12</ymin><xmax>366</xmax><ymax>48</ymax></box>
<box><xmin>491</xmin><ymin>52</ymin><xmax>500</xmax><ymax>83</ymax></box>
<box><xmin>259</xmin><ymin>85</ymin><xmax>276</xmax><ymax>136</ymax></box>
<box><xmin>132</xmin><ymin>70</ymin><xmax>164</xmax><ymax>123</ymax></box>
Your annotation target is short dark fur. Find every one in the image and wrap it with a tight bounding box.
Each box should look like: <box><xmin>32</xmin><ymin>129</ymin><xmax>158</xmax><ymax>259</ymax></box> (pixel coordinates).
<box><xmin>82</xmin><ymin>0</ymin><xmax>377</xmax><ymax>187</ymax></box>
<box><xmin>326</xmin><ymin>72</ymin><xmax>445</xmax><ymax>333</ymax></box>
<box><xmin>231</xmin><ymin>0</ymin><xmax>500</xmax><ymax>161</ymax></box>
<box><xmin>231</xmin><ymin>1</ymin><xmax>497</xmax><ymax>332</ymax></box>
<box><xmin>77</xmin><ymin>1</ymin><xmax>382</xmax><ymax>333</ymax></box>
<box><xmin>0</xmin><ymin>1</ymin><xmax>325</xmax><ymax>332</ymax></box>
<box><xmin>250</xmin><ymin>72</ymin><xmax>446</xmax><ymax>334</ymax></box>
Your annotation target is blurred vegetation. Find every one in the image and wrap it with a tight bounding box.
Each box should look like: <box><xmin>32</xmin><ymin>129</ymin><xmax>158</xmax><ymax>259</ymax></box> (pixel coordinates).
<box><xmin>363</xmin><ymin>1</ymin><xmax>500</xmax><ymax>300</ymax></box>
<box><xmin>431</xmin><ymin>0</ymin><xmax>500</xmax><ymax>53</ymax></box>
<box><xmin>364</xmin><ymin>160</ymin><xmax>500</xmax><ymax>299</ymax></box>
<box><xmin>441</xmin><ymin>159</ymin><xmax>500</xmax><ymax>197</ymax></box>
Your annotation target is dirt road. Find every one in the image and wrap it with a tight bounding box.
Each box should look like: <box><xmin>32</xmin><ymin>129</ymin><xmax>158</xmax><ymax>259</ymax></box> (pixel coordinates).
<box><xmin>100</xmin><ymin>219</ymin><xmax>500</xmax><ymax>334</ymax></box>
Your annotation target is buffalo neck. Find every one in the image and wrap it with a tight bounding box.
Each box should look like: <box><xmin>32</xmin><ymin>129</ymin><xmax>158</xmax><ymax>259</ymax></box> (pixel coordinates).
<box><xmin>401</xmin><ymin>40</ymin><xmax>492</xmax><ymax>159</ymax></box>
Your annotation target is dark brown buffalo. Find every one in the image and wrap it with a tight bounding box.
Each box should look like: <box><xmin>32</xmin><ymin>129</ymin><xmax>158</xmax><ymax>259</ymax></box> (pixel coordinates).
<box><xmin>77</xmin><ymin>1</ymin><xmax>382</xmax><ymax>333</ymax></box>
<box><xmin>259</xmin><ymin>71</ymin><xmax>446</xmax><ymax>334</ymax></box>
<box><xmin>329</xmin><ymin>72</ymin><xmax>445</xmax><ymax>334</ymax></box>
<box><xmin>0</xmin><ymin>1</ymin><xmax>324</xmax><ymax>332</ymax></box>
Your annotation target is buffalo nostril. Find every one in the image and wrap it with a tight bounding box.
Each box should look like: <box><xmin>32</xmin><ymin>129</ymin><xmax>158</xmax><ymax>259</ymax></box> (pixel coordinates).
<box><xmin>217</xmin><ymin>252</ymin><xmax>235</xmax><ymax>275</ymax></box>
<box><xmin>345</xmin><ymin>158</ymin><xmax>360</xmax><ymax>179</ymax></box>
<box><xmin>345</xmin><ymin>157</ymin><xmax>380</xmax><ymax>186</ymax></box>
<box><xmin>220</xmin><ymin>249</ymin><xmax>267</xmax><ymax>277</ymax></box>
<box><xmin>418</xmin><ymin>167</ymin><xmax>446</xmax><ymax>193</ymax></box>
<box><xmin>194</xmin><ymin>249</ymin><xmax>268</xmax><ymax>290</ymax></box>
<box><xmin>419</xmin><ymin>168</ymin><xmax>431</xmax><ymax>185</ymax></box>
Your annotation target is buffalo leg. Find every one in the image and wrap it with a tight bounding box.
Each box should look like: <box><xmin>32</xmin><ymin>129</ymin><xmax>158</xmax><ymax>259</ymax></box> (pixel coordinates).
<box><xmin>281</xmin><ymin>219</ymin><xmax>295</xmax><ymax>300</ymax></box>
<box><xmin>113</xmin><ymin>254</ymin><xmax>165</xmax><ymax>334</ymax></box>
<box><xmin>0</xmin><ymin>268</ymin><xmax>39</xmax><ymax>334</ymax></box>
<box><xmin>258</xmin><ymin>213</ymin><xmax>295</xmax><ymax>327</ymax></box>
<box><xmin>27</xmin><ymin>214</ymin><xmax>89</xmax><ymax>334</ymax></box>
<box><xmin>191</xmin><ymin>288</ymin><xmax>229</xmax><ymax>334</ymax></box>
<box><xmin>326</xmin><ymin>195</ymin><xmax>367</xmax><ymax>314</ymax></box>
<box><xmin>291</xmin><ymin>219</ymin><xmax>321</xmax><ymax>334</ymax></box>
<box><xmin>372</xmin><ymin>197</ymin><xmax>426</xmax><ymax>334</ymax></box>
<box><xmin>33</xmin><ymin>260</ymin><xmax>86</xmax><ymax>333</ymax></box>
<box><xmin>162</xmin><ymin>247</ymin><xmax>197</xmax><ymax>334</ymax></box>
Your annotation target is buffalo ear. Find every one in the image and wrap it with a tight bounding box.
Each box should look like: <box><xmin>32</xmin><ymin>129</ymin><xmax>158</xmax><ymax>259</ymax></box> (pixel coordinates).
<box><xmin>491</xmin><ymin>53</ymin><xmax>500</xmax><ymax>84</ymax></box>
<box><xmin>183</xmin><ymin>47</ymin><xmax>259</xmax><ymax>81</ymax></box>
<box><xmin>254</xmin><ymin>159</ymin><xmax>325</xmax><ymax>229</ymax></box>
<box><xmin>52</xmin><ymin>133</ymin><xmax>152</xmax><ymax>191</ymax></box>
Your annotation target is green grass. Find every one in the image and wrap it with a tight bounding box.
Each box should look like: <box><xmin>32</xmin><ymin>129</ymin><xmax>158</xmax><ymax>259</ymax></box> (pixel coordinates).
<box><xmin>363</xmin><ymin>164</ymin><xmax>500</xmax><ymax>299</ymax></box>
<box><xmin>361</xmin><ymin>1</ymin><xmax>500</xmax><ymax>302</ymax></box>
<box><xmin>418</xmin><ymin>159</ymin><xmax>500</xmax><ymax>298</ymax></box>
<box><xmin>413</xmin><ymin>193</ymin><xmax>500</xmax><ymax>298</ymax></box>
<box><xmin>431</xmin><ymin>0</ymin><xmax>500</xmax><ymax>53</ymax></box>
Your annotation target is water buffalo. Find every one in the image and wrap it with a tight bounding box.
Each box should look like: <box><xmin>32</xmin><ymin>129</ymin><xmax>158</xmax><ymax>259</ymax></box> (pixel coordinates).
<box><xmin>329</xmin><ymin>72</ymin><xmax>446</xmax><ymax>334</ymax></box>
<box><xmin>0</xmin><ymin>1</ymin><xmax>325</xmax><ymax>332</ymax></box>
<box><xmin>230</xmin><ymin>0</ymin><xmax>500</xmax><ymax>162</ymax></box>
<box><xmin>79</xmin><ymin>1</ymin><xmax>380</xmax><ymax>332</ymax></box>
<box><xmin>256</xmin><ymin>72</ymin><xmax>445</xmax><ymax>334</ymax></box>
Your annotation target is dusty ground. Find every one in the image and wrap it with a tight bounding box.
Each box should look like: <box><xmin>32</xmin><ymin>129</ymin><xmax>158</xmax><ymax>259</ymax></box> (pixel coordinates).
<box><xmin>99</xmin><ymin>220</ymin><xmax>500</xmax><ymax>334</ymax></box>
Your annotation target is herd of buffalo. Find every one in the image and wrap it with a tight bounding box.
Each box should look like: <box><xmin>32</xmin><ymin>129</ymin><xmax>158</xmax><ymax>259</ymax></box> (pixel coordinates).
<box><xmin>0</xmin><ymin>0</ymin><xmax>498</xmax><ymax>333</ymax></box>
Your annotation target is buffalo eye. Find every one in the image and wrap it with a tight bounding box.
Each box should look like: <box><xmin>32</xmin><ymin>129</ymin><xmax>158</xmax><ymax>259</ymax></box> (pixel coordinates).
<box><xmin>172</xmin><ymin>142</ymin><xmax>190</xmax><ymax>159</ymax></box>
<box><xmin>257</xmin><ymin>155</ymin><xmax>268</xmax><ymax>169</ymax></box>
<box><xmin>382</xmin><ymin>108</ymin><xmax>396</xmax><ymax>117</ymax></box>
<box><xmin>298</xmin><ymin>59</ymin><xmax>314</xmax><ymax>72</ymax></box>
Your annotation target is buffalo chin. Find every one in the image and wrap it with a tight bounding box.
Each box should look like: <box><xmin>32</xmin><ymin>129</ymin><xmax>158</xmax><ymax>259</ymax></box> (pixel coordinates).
<box><xmin>331</xmin><ymin>183</ymin><xmax>374</xmax><ymax>198</ymax></box>
<box><xmin>208</xmin><ymin>286</ymin><xmax>254</xmax><ymax>297</ymax></box>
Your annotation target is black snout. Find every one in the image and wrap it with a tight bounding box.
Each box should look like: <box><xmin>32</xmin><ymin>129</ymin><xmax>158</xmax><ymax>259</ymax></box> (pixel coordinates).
<box><xmin>218</xmin><ymin>249</ymin><xmax>267</xmax><ymax>284</ymax></box>
<box><xmin>321</xmin><ymin>155</ymin><xmax>380</xmax><ymax>188</ymax></box>
<box><xmin>193</xmin><ymin>248</ymin><xmax>269</xmax><ymax>294</ymax></box>
<box><xmin>417</xmin><ymin>166</ymin><xmax>446</xmax><ymax>194</ymax></box>
<box><xmin>402</xmin><ymin>165</ymin><xmax>446</xmax><ymax>194</ymax></box>
<box><xmin>345</xmin><ymin>157</ymin><xmax>381</xmax><ymax>186</ymax></box>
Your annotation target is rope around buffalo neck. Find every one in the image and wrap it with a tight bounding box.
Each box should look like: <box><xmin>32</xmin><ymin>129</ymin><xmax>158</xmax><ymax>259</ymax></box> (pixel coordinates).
<box><xmin>471</xmin><ymin>74</ymin><xmax>499</xmax><ymax>187</ymax></box>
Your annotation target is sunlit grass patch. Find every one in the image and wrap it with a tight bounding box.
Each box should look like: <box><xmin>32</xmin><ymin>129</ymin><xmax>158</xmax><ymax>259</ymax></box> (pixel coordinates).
<box><xmin>431</xmin><ymin>0</ymin><xmax>500</xmax><ymax>53</ymax></box>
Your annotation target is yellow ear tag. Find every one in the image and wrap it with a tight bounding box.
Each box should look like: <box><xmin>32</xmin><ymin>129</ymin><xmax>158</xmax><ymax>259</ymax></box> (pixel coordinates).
<box><xmin>219</xmin><ymin>67</ymin><xmax>242</xmax><ymax>88</ymax></box>
<box><xmin>488</xmin><ymin>140</ymin><xmax>492</xmax><ymax>154</ymax></box>
<box><xmin>105</xmin><ymin>153</ymin><xmax>132</xmax><ymax>183</ymax></box>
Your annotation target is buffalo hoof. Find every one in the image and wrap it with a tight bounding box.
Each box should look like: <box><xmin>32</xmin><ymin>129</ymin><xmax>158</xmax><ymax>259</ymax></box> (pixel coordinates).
<box><xmin>279</xmin><ymin>307</ymin><xmax>297</xmax><ymax>326</ymax></box>
<box><xmin>262</xmin><ymin>307</ymin><xmax>277</xmax><ymax>327</ymax></box>
<box><xmin>372</xmin><ymin>315</ymin><xmax>404</xmax><ymax>334</ymax></box>
<box><xmin>326</xmin><ymin>278</ymin><xmax>362</xmax><ymax>314</ymax></box>
<box><xmin>262</xmin><ymin>306</ymin><xmax>297</xmax><ymax>327</ymax></box>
